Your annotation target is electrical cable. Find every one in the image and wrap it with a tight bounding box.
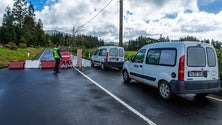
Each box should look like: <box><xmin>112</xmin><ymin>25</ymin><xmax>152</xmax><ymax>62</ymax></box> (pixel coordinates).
<box><xmin>78</xmin><ymin>0</ymin><xmax>114</xmax><ymax>28</ymax></box>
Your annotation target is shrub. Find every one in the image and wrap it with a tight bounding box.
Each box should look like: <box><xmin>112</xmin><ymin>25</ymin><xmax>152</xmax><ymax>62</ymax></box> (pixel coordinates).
<box><xmin>83</xmin><ymin>49</ymin><xmax>90</xmax><ymax>59</ymax></box>
<box><xmin>19</xmin><ymin>43</ymin><xmax>27</xmax><ymax>48</ymax></box>
<box><xmin>4</xmin><ymin>42</ymin><xmax>17</xmax><ymax>50</ymax></box>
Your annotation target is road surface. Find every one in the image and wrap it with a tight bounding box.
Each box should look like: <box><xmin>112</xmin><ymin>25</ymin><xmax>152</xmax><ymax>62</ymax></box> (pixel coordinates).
<box><xmin>0</xmin><ymin>49</ymin><xmax>222</xmax><ymax>125</ymax></box>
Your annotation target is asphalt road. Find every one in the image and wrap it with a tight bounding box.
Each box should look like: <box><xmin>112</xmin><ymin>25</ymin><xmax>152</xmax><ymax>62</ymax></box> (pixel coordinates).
<box><xmin>80</xmin><ymin>67</ymin><xmax>222</xmax><ymax>125</ymax></box>
<box><xmin>0</xmin><ymin>69</ymin><xmax>147</xmax><ymax>125</ymax></box>
<box><xmin>39</xmin><ymin>49</ymin><xmax>54</xmax><ymax>60</ymax></box>
<box><xmin>0</xmin><ymin>49</ymin><xmax>222</xmax><ymax>125</ymax></box>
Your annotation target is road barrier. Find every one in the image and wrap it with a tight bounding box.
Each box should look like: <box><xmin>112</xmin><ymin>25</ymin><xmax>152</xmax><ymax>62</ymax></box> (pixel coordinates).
<box><xmin>40</xmin><ymin>60</ymin><xmax>55</xmax><ymax>69</ymax></box>
<box><xmin>60</xmin><ymin>51</ymin><xmax>72</xmax><ymax>68</ymax></box>
<box><xmin>8</xmin><ymin>60</ymin><xmax>25</xmax><ymax>69</ymax></box>
<box><xmin>25</xmin><ymin>60</ymin><xmax>40</xmax><ymax>69</ymax></box>
<box><xmin>76</xmin><ymin>49</ymin><xmax>82</xmax><ymax>68</ymax></box>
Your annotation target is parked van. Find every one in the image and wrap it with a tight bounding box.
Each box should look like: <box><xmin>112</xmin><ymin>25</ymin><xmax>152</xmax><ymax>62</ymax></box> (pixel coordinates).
<box><xmin>122</xmin><ymin>42</ymin><xmax>220</xmax><ymax>100</ymax></box>
<box><xmin>91</xmin><ymin>46</ymin><xmax>125</xmax><ymax>70</ymax></box>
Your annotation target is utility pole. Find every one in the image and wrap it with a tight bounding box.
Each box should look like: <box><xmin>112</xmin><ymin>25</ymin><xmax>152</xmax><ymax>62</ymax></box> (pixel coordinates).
<box><xmin>119</xmin><ymin>0</ymin><xmax>123</xmax><ymax>47</ymax></box>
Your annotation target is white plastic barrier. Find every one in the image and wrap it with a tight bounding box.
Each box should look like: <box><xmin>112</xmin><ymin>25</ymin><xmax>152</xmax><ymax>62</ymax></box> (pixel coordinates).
<box><xmin>25</xmin><ymin>60</ymin><xmax>40</xmax><ymax>69</ymax></box>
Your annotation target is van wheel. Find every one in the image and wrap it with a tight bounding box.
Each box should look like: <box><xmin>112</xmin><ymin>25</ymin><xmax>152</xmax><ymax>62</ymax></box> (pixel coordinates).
<box><xmin>91</xmin><ymin>60</ymin><xmax>94</xmax><ymax>67</ymax></box>
<box><xmin>122</xmin><ymin>70</ymin><xmax>131</xmax><ymax>83</ymax></box>
<box><xmin>101</xmin><ymin>63</ymin><xmax>105</xmax><ymax>70</ymax></box>
<box><xmin>118</xmin><ymin>67</ymin><xmax>123</xmax><ymax>70</ymax></box>
<box><xmin>158</xmin><ymin>81</ymin><xmax>173</xmax><ymax>100</ymax></box>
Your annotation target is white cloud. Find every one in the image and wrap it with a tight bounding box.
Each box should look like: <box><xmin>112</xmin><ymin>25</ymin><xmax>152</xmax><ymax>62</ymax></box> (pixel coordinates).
<box><xmin>1</xmin><ymin>0</ymin><xmax>222</xmax><ymax>42</ymax></box>
<box><xmin>0</xmin><ymin>0</ymin><xmax>14</xmax><ymax>24</ymax></box>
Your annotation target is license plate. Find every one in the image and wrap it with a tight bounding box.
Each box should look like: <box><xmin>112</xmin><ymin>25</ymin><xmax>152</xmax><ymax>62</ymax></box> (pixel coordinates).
<box><xmin>188</xmin><ymin>71</ymin><xmax>207</xmax><ymax>77</ymax></box>
<box><xmin>109</xmin><ymin>58</ymin><xmax>118</xmax><ymax>61</ymax></box>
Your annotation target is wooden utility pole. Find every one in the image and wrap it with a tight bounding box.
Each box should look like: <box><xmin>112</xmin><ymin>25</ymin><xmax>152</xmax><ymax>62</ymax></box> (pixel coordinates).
<box><xmin>119</xmin><ymin>0</ymin><xmax>123</xmax><ymax>47</ymax></box>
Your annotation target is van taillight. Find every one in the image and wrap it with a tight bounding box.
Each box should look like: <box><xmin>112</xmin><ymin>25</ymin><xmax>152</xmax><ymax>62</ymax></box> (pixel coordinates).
<box><xmin>105</xmin><ymin>52</ymin><xmax>108</xmax><ymax>62</ymax></box>
<box><xmin>178</xmin><ymin>55</ymin><xmax>185</xmax><ymax>81</ymax></box>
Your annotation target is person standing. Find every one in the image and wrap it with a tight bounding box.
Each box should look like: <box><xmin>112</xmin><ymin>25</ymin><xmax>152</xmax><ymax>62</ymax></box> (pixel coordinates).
<box><xmin>53</xmin><ymin>45</ymin><xmax>62</xmax><ymax>73</ymax></box>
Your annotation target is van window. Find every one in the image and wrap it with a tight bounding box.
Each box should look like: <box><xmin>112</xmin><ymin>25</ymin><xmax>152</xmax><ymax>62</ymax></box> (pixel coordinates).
<box><xmin>206</xmin><ymin>47</ymin><xmax>216</xmax><ymax>67</ymax></box>
<box><xmin>99</xmin><ymin>49</ymin><xmax>107</xmax><ymax>56</ymax></box>
<box><xmin>109</xmin><ymin>48</ymin><xmax>118</xmax><ymax>56</ymax></box>
<box><xmin>95</xmin><ymin>49</ymin><xmax>100</xmax><ymax>55</ymax></box>
<box><xmin>187</xmin><ymin>47</ymin><xmax>206</xmax><ymax>67</ymax></box>
<box><xmin>146</xmin><ymin>49</ymin><xmax>160</xmax><ymax>64</ymax></box>
<box><xmin>119</xmin><ymin>48</ymin><xmax>124</xmax><ymax>57</ymax></box>
<box><xmin>159</xmin><ymin>49</ymin><xmax>176</xmax><ymax>66</ymax></box>
<box><xmin>133</xmin><ymin>49</ymin><xmax>146</xmax><ymax>63</ymax></box>
<box><xmin>146</xmin><ymin>49</ymin><xmax>176</xmax><ymax>66</ymax></box>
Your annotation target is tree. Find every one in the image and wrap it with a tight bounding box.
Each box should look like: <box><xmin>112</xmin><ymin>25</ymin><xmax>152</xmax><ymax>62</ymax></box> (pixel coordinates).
<box><xmin>126</xmin><ymin>36</ymin><xmax>158</xmax><ymax>51</ymax></box>
<box><xmin>179</xmin><ymin>35</ymin><xmax>199</xmax><ymax>42</ymax></box>
<box><xmin>1</xmin><ymin>6</ymin><xmax>16</xmax><ymax>44</ymax></box>
<box><xmin>35</xmin><ymin>19</ymin><xmax>45</xmax><ymax>46</ymax></box>
<box><xmin>72</xmin><ymin>25</ymin><xmax>84</xmax><ymax>45</ymax></box>
<box><xmin>22</xmin><ymin>2</ymin><xmax>36</xmax><ymax>47</ymax></box>
<box><xmin>1</xmin><ymin>0</ymin><xmax>48</xmax><ymax>47</ymax></box>
<box><xmin>12</xmin><ymin>0</ymin><xmax>28</xmax><ymax>45</ymax></box>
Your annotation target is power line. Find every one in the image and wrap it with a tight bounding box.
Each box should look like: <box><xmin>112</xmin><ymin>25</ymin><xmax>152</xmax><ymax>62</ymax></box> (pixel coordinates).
<box><xmin>78</xmin><ymin>0</ymin><xmax>114</xmax><ymax>28</ymax></box>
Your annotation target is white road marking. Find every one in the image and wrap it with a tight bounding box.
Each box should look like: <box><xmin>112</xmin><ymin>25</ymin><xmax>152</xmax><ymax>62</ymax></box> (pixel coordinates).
<box><xmin>74</xmin><ymin>67</ymin><xmax>156</xmax><ymax>125</ymax></box>
<box><xmin>38</xmin><ymin>49</ymin><xmax>46</xmax><ymax>60</ymax></box>
<box><xmin>207</xmin><ymin>96</ymin><xmax>222</xmax><ymax>103</ymax></box>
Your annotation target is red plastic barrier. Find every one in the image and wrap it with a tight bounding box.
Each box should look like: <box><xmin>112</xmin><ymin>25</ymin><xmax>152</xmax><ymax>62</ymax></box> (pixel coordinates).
<box><xmin>40</xmin><ymin>60</ymin><xmax>55</xmax><ymax>69</ymax></box>
<box><xmin>8</xmin><ymin>60</ymin><xmax>25</xmax><ymax>69</ymax></box>
<box><xmin>61</xmin><ymin>51</ymin><xmax>71</xmax><ymax>61</ymax></box>
<box><xmin>60</xmin><ymin>60</ymin><xmax>72</xmax><ymax>68</ymax></box>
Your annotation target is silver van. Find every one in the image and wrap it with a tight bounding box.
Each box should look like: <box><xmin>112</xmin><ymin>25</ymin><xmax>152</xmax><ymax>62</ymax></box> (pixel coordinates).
<box><xmin>91</xmin><ymin>46</ymin><xmax>125</xmax><ymax>70</ymax></box>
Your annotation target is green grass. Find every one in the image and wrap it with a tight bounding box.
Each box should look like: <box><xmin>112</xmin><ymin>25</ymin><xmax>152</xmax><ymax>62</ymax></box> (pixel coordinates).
<box><xmin>0</xmin><ymin>47</ymin><xmax>44</xmax><ymax>68</ymax></box>
<box><xmin>125</xmin><ymin>51</ymin><xmax>136</xmax><ymax>61</ymax></box>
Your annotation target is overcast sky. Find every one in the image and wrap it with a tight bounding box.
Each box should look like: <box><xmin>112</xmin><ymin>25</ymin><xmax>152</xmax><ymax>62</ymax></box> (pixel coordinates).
<box><xmin>1</xmin><ymin>0</ymin><xmax>222</xmax><ymax>42</ymax></box>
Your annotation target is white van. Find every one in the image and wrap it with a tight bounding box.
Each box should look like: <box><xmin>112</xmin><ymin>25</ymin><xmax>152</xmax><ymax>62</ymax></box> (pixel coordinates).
<box><xmin>122</xmin><ymin>42</ymin><xmax>220</xmax><ymax>100</ymax></box>
<box><xmin>91</xmin><ymin>46</ymin><xmax>125</xmax><ymax>70</ymax></box>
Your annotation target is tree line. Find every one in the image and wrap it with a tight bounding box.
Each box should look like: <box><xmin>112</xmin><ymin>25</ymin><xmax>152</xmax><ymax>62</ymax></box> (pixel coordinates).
<box><xmin>47</xmin><ymin>33</ymin><xmax>104</xmax><ymax>49</ymax></box>
<box><xmin>0</xmin><ymin>0</ymin><xmax>221</xmax><ymax>51</ymax></box>
<box><xmin>125</xmin><ymin>35</ymin><xmax>222</xmax><ymax>51</ymax></box>
<box><xmin>0</xmin><ymin>0</ymin><xmax>45</xmax><ymax>48</ymax></box>
<box><xmin>0</xmin><ymin>0</ymin><xmax>104</xmax><ymax>49</ymax></box>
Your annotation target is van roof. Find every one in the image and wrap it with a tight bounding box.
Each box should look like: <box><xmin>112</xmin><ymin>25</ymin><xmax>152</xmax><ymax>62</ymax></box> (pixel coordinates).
<box><xmin>141</xmin><ymin>41</ymin><xmax>213</xmax><ymax>49</ymax></box>
<box><xmin>98</xmin><ymin>46</ymin><xmax>124</xmax><ymax>49</ymax></box>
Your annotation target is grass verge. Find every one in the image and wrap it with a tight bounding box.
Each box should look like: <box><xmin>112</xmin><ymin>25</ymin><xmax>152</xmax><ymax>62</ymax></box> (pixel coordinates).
<box><xmin>125</xmin><ymin>51</ymin><xmax>136</xmax><ymax>61</ymax></box>
<box><xmin>0</xmin><ymin>48</ymin><xmax>44</xmax><ymax>68</ymax></box>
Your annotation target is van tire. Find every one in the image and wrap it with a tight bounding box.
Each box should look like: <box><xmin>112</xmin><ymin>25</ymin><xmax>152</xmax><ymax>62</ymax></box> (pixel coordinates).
<box><xmin>101</xmin><ymin>63</ymin><xmax>105</xmax><ymax>70</ymax></box>
<box><xmin>158</xmin><ymin>81</ymin><xmax>173</xmax><ymax>100</ymax></box>
<box><xmin>91</xmin><ymin>61</ymin><xmax>94</xmax><ymax>67</ymax></box>
<box><xmin>122</xmin><ymin>70</ymin><xmax>131</xmax><ymax>83</ymax></box>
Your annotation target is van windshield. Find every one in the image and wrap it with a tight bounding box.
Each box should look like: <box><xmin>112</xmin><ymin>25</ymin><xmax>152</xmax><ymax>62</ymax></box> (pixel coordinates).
<box><xmin>187</xmin><ymin>47</ymin><xmax>206</xmax><ymax>67</ymax></box>
<box><xmin>109</xmin><ymin>48</ymin><xmax>118</xmax><ymax>56</ymax></box>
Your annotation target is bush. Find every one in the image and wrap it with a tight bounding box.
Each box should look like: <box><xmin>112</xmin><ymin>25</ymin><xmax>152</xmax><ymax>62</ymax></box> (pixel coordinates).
<box><xmin>71</xmin><ymin>46</ymin><xmax>86</xmax><ymax>55</ymax></box>
<box><xmin>19</xmin><ymin>43</ymin><xmax>27</xmax><ymax>48</ymax></box>
<box><xmin>83</xmin><ymin>49</ymin><xmax>90</xmax><ymax>59</ymax></box>
<box><xmin>4</xmin><ymin>42</ymin><xmax>17</xmax><ymax>50</ymax></box>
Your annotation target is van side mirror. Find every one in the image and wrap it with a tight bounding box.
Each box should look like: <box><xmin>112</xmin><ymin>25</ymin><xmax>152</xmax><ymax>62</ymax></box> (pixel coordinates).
<box><xmin>128</xmin><ymin>57</ymin><xmax>133</xmax><ymax>62</ymax></box>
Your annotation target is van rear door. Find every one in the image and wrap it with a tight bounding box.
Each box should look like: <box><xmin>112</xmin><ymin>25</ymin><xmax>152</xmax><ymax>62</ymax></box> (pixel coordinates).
<box><xmin>108</xmin><ymin>47</ymin><xmax>124</xmax><ymax>62</ymax></box>
<box><xmin>184</xmin><ymin>43</ymin><xmax>218</xmax><ymax>81</ymax></box>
